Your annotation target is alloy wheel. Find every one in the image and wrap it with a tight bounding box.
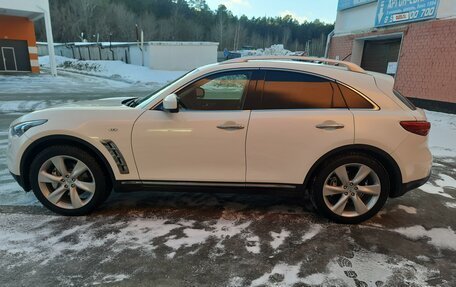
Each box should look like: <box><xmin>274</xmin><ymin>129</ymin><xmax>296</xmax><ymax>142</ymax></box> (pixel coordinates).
<box><xmin>37</xmin><ymin>155</ymin><xmax>96</xmax><ymax>209</ymax></box>
<box><xmin>323</xmin><ymin>163</ymin><xmax>381</xmax><ymax>218</ymax></box>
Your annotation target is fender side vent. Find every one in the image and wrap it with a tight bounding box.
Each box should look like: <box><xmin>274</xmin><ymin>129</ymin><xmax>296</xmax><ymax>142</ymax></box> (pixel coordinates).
<box><xmin>101</xmin><ymin>140</ymin><xmax>130</xmax><ymax>174</ymax></box>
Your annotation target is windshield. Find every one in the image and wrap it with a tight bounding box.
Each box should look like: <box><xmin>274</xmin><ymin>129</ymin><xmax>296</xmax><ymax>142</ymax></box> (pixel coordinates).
<box><xmin>134</xmin><ymin>69</ymin><xmax>196</xmax><ymax>108</ymax></box>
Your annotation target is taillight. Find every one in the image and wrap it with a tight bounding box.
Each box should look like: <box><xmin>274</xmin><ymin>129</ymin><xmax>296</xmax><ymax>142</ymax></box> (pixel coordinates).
<box><xmin>400</xmin><ymin>121</ymin><xmax>431</xmax><ymax>136</ymax></box>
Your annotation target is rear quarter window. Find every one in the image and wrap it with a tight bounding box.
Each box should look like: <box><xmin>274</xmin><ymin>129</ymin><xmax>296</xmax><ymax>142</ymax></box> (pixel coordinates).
<box><xmin>338</xmin><ymin>84</ymin><xmax>375</xmax><ymax>109</ymax></box>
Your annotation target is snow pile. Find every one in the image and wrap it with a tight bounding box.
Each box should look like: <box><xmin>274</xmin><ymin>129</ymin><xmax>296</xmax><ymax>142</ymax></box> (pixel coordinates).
<box><xmin>238</xmin><ymin>44</ymin><xmax>293</xmax><ymax>57</ymax></box>
<box><xmin>426</xmin><ymin>110</ymin><xmax>456</xmax><ymax>157</ymax></box>
<box><xmin>39</xmin><ymin>56</ymin><xmax>187</xmax><ymax>85</ymax></box>
<box><xmin>394</xmin><ymin>225</ymin><xmax>456</xmax><ymax>251</ymax></box>
<box><xmin>420</xmin><ymin>173</ymin><xmax>455</xmax><ymax>199</ymax></box>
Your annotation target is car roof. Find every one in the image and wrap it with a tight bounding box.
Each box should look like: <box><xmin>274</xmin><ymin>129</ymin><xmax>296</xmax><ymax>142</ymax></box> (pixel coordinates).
<box><xmin>199</xmin><ymin>59</ymin><xmax>375</xmax><ymax>88</ymax></box>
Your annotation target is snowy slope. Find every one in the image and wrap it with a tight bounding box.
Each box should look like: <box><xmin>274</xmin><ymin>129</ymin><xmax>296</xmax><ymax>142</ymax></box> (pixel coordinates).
<box><xmin>427</xmin><ymin>110</ymin><xmax>456</xmax><ymax>157</ymax></box>
<box><xmin>39</xmin><ymin>56</ymin><xmax>187</xmax><ymax>84</ymax></box>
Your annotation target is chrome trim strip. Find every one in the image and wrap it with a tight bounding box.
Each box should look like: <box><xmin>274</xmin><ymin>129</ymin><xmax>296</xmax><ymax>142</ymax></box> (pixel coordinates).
<box><xmin>139</xmin><ymin>181</ymin><xmax>298</xmax><ymax>189</ymax></box>
<box><xmin>245</xmin><ymin>183</ymin><xmax>297</xmax><ymax>189</ymax></box>
<box><xmin>143</xmin><ymin>181</ymin><xmax>246</xmax><ymax>187</ymax></box>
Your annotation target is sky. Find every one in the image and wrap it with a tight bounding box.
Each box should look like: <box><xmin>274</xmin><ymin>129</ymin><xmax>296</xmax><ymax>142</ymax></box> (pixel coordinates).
<box><xmin>205</xmin><ymin>0</ymin><xmax>339</xmax><ymax>24</ymax></box>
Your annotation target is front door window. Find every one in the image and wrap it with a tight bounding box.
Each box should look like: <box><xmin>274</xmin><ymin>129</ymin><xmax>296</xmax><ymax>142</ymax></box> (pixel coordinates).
<box><xmin>177</xmin><ymin>71</ymin><xmax>251</xmax><ymax>111</ymax></box>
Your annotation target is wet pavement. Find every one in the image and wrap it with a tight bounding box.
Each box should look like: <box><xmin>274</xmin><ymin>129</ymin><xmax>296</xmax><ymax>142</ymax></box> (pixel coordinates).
<box><xmin>0</xmin><ymin>73</ymin><xmax>455</xmax><ymax>287</ymax></box>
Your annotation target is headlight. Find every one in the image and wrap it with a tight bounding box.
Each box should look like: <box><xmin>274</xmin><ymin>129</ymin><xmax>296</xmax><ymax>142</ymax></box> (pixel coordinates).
<box><xmin>10</xmin><ymin>120</ymin><xmax>48</xmax><ymax>137</ymax></box>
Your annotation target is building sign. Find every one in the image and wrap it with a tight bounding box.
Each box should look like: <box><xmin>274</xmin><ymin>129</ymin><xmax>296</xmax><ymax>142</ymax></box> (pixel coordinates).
<box><xmin>375</xmin><ymin>0</ymin><xmax>440</xmax><ymax>27</ymax></box>
<box><xmin>338</xmin><ymin>0</ymin><xmax>377</xmax><ymax>10</ymax></box>
<box><xmin>387</xmin><ymin>62</ymin><xmax>398</xmax><ymax>74</ymax></box>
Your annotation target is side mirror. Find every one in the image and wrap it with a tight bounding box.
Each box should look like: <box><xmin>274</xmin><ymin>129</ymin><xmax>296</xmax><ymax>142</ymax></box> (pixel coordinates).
<box><xmin>163</xmin><ymin>93</ymin><xmax>179</xmax><ymax>113</ymax></box>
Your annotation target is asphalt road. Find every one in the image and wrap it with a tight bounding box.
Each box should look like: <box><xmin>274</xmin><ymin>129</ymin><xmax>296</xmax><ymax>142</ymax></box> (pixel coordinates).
<box><xmin>0</xmin><ymin>73</ymin><xmax>455</xmax><ymax>287</ymax></box>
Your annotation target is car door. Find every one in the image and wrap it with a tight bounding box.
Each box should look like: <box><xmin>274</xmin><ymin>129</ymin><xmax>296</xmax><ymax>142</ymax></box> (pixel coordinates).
<box><xmin>132</xmin><ymin>70</ymin><xmax>255</xmax><ymax>183</ymax></box>
<box><xmin>245</xmin><ymin>69</ymin><xmax>355</xmax><ymax>184</ymax></box>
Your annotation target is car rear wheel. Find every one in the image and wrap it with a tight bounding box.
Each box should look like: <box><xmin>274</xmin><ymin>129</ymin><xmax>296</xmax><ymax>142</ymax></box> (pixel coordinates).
<box><xmin>311</xmin><ymin>154</ymin><xmax>390</xmax><ymax>224</ymax></box>
<box><xmin>30</xmin><ymin>145</ymin><xmax>109</xmax><ymax>216</ymax></box>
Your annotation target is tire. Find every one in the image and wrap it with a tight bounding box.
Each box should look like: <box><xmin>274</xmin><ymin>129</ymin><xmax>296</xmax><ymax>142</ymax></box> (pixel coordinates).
<box><xmin>29</xmin><ymin>145</ymin><xmax>109</xmax><ymax>216</ymax></box>
<box><xmin>310</xmin><ymin>153</ymin><xmax>390</xmax><ymax>224</ymax></box>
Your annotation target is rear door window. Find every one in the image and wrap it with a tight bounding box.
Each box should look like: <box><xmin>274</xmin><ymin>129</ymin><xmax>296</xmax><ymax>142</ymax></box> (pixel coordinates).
<box><xmin>259</xmin><ymin>70</ymin><xmax>346</xmax><ymax>109</ymax></box>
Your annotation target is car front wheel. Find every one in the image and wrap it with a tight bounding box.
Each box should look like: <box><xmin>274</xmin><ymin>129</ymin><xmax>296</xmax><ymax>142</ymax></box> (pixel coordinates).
<box><xmin>311</xmin><ymin>154</ymin><xmax>390</xmax><ymax>224</ymax></box>
<box><xmin>30</xmin><ymin>145</ymin><xmax>109</xmax><ymax>216</ymax></box>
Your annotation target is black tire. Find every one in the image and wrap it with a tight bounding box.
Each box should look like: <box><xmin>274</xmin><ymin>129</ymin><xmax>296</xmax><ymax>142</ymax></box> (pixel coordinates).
<box><xmin>30</xmin><ymin>145</ymin><xmax>109</xmax><ymax>216</ymax></box>
<box><xmin>310</xmin><ymin>153</ymin><xmax>390</xmax><ymax>224</ymax></box>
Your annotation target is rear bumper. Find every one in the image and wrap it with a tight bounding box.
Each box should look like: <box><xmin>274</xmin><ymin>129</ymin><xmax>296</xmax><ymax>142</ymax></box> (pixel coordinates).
<box><xmin>391</xmin><ymin>172</ymin><xmax>431</xmax><ymax>198</ymax></box>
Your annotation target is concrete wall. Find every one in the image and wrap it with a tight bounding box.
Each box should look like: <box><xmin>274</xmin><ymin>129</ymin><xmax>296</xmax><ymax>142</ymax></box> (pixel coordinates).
<box><xmin>39</xmin><ymin>42</ymin><xmax>219</xmax><ymax>71</ymax></box>
<box><xmin>140</xmin><ymin>42</ymin><xmax>218</xmax><ymax>70</ymax></box>
<box><xmin>328</xmin><ymin>18</ymin><xmax>456</xmax><ymax>104</ymax></box>
<box><xmin>39</xmin><ymin>44</ymin><xmax>132</xmax><ymax>62</ymax></box>
<box><xmin>0</xmin><ymin>15</ymin><xmax>39</xmax><ymax>72</ymax></box>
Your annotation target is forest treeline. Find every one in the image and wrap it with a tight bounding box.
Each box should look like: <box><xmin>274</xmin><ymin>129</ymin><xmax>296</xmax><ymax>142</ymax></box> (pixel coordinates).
<box><xmin>36</xmin><ymin>0</ymin><xmax>334</xmax><ymax>54</ymax></box>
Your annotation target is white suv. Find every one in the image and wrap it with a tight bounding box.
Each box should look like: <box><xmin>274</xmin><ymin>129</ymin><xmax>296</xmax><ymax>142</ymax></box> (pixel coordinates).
<box><xmin>8</xmin><ymin>56</ymin><xmax>432</xmax><ymax>223</ymax></box>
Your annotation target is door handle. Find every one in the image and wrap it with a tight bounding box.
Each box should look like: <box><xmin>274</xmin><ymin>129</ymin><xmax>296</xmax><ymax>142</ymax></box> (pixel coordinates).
<box><xmin>316</xmin><ymin>121</ymin><xmax>345</xmax><ymax>130</ymax></box>
<box><xmin>217</xmin><ymin>121</ymin><xmax>245</xmax><ymax>130</ymax></box>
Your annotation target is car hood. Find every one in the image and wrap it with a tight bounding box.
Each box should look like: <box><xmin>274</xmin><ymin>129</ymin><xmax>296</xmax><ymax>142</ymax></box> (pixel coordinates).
<box><xmin>58</xmin><ymin>96</ymin><xmax>136</xmax><ymax>108</ymax></box>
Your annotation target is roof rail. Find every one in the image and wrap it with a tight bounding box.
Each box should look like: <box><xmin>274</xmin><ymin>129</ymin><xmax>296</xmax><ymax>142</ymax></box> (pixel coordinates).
<box><xmin>222</xmin><ymin>56</ymin><xmax>366</xmax><ymax>73</ymax></box>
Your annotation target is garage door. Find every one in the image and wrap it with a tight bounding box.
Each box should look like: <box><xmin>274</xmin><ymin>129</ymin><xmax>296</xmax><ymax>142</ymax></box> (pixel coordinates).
<box><xmin>361</xmin><ymin>39</ymin><xmax>401</xmax><ymax>74</ymax></box>
<box><xmin>0</xmin><ymin>40</ymin><xmax>31</xmax><ymax>72</ymax></box>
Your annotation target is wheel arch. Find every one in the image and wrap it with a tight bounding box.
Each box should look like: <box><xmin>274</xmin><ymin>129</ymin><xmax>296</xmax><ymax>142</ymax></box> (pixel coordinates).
<box><xmin>303</xmin><ymin>144</ymin><xmax>403</xmax><ymax>198</ymax></box>
<box><xmin>20</xmin><ymin>135</ymin><xmax>116</xmax><ymax>191</ymax></box>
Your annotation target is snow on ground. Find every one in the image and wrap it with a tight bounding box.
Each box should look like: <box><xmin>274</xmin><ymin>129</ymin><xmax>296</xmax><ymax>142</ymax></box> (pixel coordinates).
<box><xmin>393</xmin><ymin>226</ymin><xmax>456</xmax><ymax>251</ymax></box>
<box><xmin>420</xmin><ymin>173</ymin><xmax>455</xmax><ymax>199</ymax></box>
<box><xmin>250</xmin><ymin>250</ymin><xmax>439</xmax><ymax>286</ymax></box>
<box><xmin>299</xmin><ymin>251</ymin><xmax>438</xmax><ymax>286</ymax></box>
<box><xmin>0</xmin><ymin>211</ymin><xmax>253</xmax><ymax>264</ymax></box>
<box><xmin>270</xmin><ymin>229</ymin><xmax>290</xmax><ymax>250</ymax></box>
<box><xmin>39</xmin><ymin>56</ymin><xmax>187</xmax><ymax>85</ymax></box>
<box><xmin>250</xmin><ymin>263</ymin><xmax>301</xmax><ymax>286</ymax></box>
<box><xmin>92</xmin><ymin>274</ymin><xmax>130</xmax><ymax>285</ymax></box>
<box><xmin>396</xmin><ymin>204</ymin><xmax>418</xmax><ymax>214</ymax></box>
<box><xmin>0</xmin><ymin>99</ymin><xmax>76</xmax><ymax>113</ymax></box>
<box><xmin>0</xmin><ymin>72</ymin><xmax>133</xmax><ymax>95</ymax></box>
<box><xmin>427</xmin><ymin>110</ymin><xmax>456</xmax><ymax>157</ymax></box>
<box><xmin>301</xmin><ymin>224</ymin><xmax>323</xmax><ymax>242</ymax></box>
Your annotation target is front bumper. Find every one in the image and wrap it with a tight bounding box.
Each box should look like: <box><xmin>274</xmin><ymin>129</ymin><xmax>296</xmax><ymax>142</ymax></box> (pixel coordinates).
<box><xmin>10</xmin><ymin>171</ymin><xmax>29</xmax><ymax>191</ymax></box>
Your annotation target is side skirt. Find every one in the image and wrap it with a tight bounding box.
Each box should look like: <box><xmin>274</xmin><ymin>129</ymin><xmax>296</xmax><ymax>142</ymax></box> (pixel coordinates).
<box><xmin>114</xmin><ymin>180</ymin><xmax>301</xmax><ymax>196</ymax></box>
